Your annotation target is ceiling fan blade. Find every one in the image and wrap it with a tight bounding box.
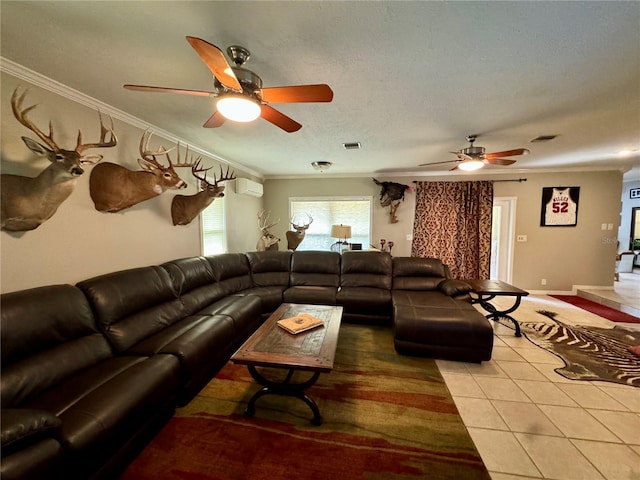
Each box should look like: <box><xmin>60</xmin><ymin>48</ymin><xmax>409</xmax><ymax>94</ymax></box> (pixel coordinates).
<box><xmin>203</xmin><ymin>111</ymin><xmax>226</xmax><ymax>128</ymax></box>
<box><xmin>124</xmin><ymin>84</ymin><xmax>215</xmax><ymax>97</ymax></box>
<box><xmin>261</xmin><ymin>84</ymin><xmax>334</xmax><ymax>103</ymax></box>
<box><xmin>260</xmin><ymin>105</ymin><xmax>302</xmax><ymax>132</ymax></box>
<box><xmin>185</xmin><ymin>36</ymin><xmax>242</xmax><ymax>92</ymax></box>
<box><xmin>485</xmin><ymin>158</ymin><xmax>517</xmax><ymax>166</ymax></box>
<box><xmin>418</xmin><ymin>159</ymin><xmax>459</xmax><ymax>167</ymax></box>
<box><xmin>449</xmin><ymin>165</ymin><xmax>459</xmax><ymax>171</ymax></box>
<box><xmin>485</xmin><ymin>148</ymin><xmax>529</xmax><ymax>159</ymax></box>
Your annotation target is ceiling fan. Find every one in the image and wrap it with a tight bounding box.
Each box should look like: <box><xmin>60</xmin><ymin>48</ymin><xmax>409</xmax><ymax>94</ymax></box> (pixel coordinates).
<box><xmin>419</xmin><ymin>135</ymin><xmax>530</xmax><ymax>171</ymax></box>
<box><xmin>124</xmin><ymin>36</ymin><xmax>334</xmax><ymax>133</ymax></box>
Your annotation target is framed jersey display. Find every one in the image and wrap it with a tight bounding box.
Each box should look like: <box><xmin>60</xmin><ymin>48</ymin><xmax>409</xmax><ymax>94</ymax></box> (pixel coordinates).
<box><xmin>540</xmin><ymin>186</ymin><xmax>580</xmax><ymax>226</ymax></box>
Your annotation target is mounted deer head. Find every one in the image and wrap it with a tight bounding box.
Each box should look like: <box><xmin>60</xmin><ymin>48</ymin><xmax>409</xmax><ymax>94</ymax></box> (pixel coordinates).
<box><xmin>286</xmin><ymin>213</ymin><xmax>313</xmax><ymax>250</ymax></box>
<box><xmin>89</xmin><ymin>130</ymin><xmax>194</xmax><ymax>212</ymax></box>
<box><xmin>171</xmin><ymin>162</ymin><xmax>236</xmax><ymax>225</ymax></box>
<box><xmin>372</xmin><ymin>178</ymin><xmax>412</xmax><ymax>224</ymax></box>
<box><xmin>256</xmin><ymin>209</ymin><xmax>280</xmax><ymax>251</ymax></box>
<box><xmin>1</xmin><ymin>88</ymin><xmax>117</xmax><ymax>232</ymax></box>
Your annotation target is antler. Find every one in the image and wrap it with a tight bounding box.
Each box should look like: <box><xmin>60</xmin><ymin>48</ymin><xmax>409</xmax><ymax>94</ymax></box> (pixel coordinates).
<box><xmin>291</xmin><ymin>213</ymin><xmax>313</xmax><ymax>230</ymax></box>
<box><xmin>11</xmin><ymin>88</ymin><xmax>60</xmax><ymax>151</ymax></box>
<box><xmin>212</xmin><ymin>165</ymin><xmax>236</xmax><ymax>186</ymax></box>
<box><xmin>75</xmin><ymin>110</ymin><xmax>117</xmax><ymax>153</ymax></box>
<box><xmin>190</xmin><ymin>159</ymin><xmax>212</xmax><ymax>184</ymax></box>
<box><xmin>258</xmin><ymin>210</ymin><xmax>279</xmax><ymax>231</ymax></box>
<box><xmin>139</xmin><ymin>129</ymin><xmax>176</xmax><ymax>167</ymax></box>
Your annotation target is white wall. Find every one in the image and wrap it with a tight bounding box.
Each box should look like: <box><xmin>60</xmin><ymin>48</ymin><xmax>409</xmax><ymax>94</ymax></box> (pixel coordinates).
<box><xmin>265</xmin><ymin>170</ymin><xmax>623</xmax><ymax>292</ymax></box>
<box><xmin>1</xmin><ymin>73</ymin><xmax>262</xmax><ymax>293</ymax></box>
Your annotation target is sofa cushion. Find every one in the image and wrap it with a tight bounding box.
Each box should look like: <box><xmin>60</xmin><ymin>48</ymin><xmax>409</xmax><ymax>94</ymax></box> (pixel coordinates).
<box><xmin>246</xmin><ymin>251</ymin><xmax>292</xmax><ymax>287</ymax></box>
<box><xmin>162</xmin><ymin>257</ymin><xmax>226</xmax><ymax>315</ymax></box>
<box><xmin>340</xmin><ymin>251</ymin><xmax>392</xmax><ymax>289</ymax></box>
<box><xmin>77</xmin><ymin>266</ymin><xmax>183</xmax><ymax>353</ymax></box>
<box><xmin>392</xmin><ymin>257</ymin><xmax>449</xmax><ymax>291</ymax></box>
<box><xmin>393</xmin><ymin>304</ymin><xmax>493</xmax><ymax>362</ymax></box>
<box><xmin>289</xmin><ymin>251</ymin><xmax>341</xmax><ymax>287</ymax></box>
<box><xmin>1</xmin><ymin>409</ymin><xmax>61</xmax><ymax>452</ymax></box>
<box><xmin>1</xmin><ymin>285</ymin><xmax>113</xmax><ymax>407</ymax></box>
<box><xmin>25</xmin><ymin>354</ymin><xmax>180</xmax><ymax>473</ymax></box>
<box><xmin>206</xmin><ymin>253</ymin><xmax>254</xmax><ymax>295</ymax></box>
<box><xmin>236</xmin><ymin>286</ymin><xmax>286</xmax><ymax>314</ymax></box>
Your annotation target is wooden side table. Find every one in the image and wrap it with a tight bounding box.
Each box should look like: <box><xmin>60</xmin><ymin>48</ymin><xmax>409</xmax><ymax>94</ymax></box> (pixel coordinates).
<box><xmin>463</xmin><ymin>279</ymin><xmax>529</xmax><ymax>337</ymax></box>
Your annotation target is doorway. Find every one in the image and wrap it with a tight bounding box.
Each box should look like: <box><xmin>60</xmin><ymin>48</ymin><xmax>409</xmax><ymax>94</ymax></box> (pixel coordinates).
<box><xmin>491</xmin><ymin>197</ymin><xmax>516</xmax><ymax>282</ymax></box>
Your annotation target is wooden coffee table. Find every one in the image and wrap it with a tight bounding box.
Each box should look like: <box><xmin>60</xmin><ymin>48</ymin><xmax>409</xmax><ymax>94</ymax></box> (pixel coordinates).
<box><xmin>464</xmin><ymin>279</ymin><xmax>529</xmax><ymax>337</ymax></box>
<box><xmin>231</xmin><ymin>303</ymin><xmax>343</xmax><ymax>426</ymax></box>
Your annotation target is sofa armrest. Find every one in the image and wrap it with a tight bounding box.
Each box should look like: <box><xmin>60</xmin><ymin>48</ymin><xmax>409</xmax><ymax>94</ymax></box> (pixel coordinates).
<box><xmin>438</xmin><ymin>279</ymin><xmax>473</xmax><ymax>301</ymax></box>
<box><xmin>1</xmin><ymin>409</ymin><xmax>61</xmax><ymax>454</ymax></box>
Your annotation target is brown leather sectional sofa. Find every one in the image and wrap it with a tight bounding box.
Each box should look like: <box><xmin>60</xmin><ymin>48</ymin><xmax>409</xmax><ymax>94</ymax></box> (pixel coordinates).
<box><xmin>0</xmin><ymin>250</ymin><xmax>492</xmax><ymax>480</ymax></box>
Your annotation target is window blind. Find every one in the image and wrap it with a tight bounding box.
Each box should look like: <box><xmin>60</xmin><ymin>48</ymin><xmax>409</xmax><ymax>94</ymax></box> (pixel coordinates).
<box><xmin>289</xmin><ymin>197</ymin><xmax>372</xmax><ymax>250</ymax></box>
<box><xmin>201</xmin><ymin>198</ymin><xmax>226</xmax><ymax>255</ymax></box>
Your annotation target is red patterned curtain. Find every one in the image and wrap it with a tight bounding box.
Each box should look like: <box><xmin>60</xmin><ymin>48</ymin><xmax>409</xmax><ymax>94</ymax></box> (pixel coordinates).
<box><xmin>411</xmin><ymin>181</ymin><xmax>494</xmax><ymax>279</ymax></box>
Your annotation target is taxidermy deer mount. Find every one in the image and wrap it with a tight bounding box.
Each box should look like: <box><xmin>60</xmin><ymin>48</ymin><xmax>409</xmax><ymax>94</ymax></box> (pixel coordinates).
<box><xmin>256</xmin><ymin>210</ymin><xmax>280</xmax><ymax>251</ymax></box>
<box><xmin>90</xmin><ymin>129</ymin><xmax>194</xmax><ymax>213</ymax></box>
<box><xmin>1</xmin><ymin>88</ymin><xmax>117</xmax><ymax>232</ymax></box>
<box><xmin>372</xmin><ymin>178</ymin><xmax>412</xmax><ymax>224</ymax></box>
<box><xmin>286</xmin><ymin>213</ymin><xmax>313</xmax><ymax>250</ymax></box>
<box><xmin>171</xmin><ymin>162</ymin><xmax>236</xmax><ymax>225</ymax></box>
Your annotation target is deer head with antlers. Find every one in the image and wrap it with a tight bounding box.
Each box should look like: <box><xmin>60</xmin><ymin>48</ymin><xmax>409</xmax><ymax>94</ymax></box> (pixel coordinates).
<box><xmin>256</xmin><ymin>210</ymin><xmax>280</xmax><ymax>251</ymax></box>
<box><xmin>171</xmin><ymin>162</ymin><xmax>236</xmax><ymax>225</ymax></box>
<box><xmin>1</xmin><ymin>88</ymin><xmax>117</xmax><ymax>232</ymax></box>
<box><xmin>89</xmin><ymin>129</ymin><xmax>195</xmax><ymax>213</ymax></box>
<box><xmin>285</xmin><ymin>213</ymin><xmax>313</xmax><ymax>250</ymax></box>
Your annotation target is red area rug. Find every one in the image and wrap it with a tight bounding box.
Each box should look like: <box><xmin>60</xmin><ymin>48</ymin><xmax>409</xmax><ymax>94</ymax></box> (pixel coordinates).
<box><xmin>550</xmin><ymin>295</ymin><xmax>640</xmax><ymax>324</ymax></box>
<box><xmin>121</xmin><ymin>324</ymin><xmax>490</xmax><ymax>480</ymax></box>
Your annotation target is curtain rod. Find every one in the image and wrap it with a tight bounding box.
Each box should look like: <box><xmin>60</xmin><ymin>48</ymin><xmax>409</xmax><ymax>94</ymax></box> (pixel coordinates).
<box><xmin>412</xmin><ymin>178</ymin><xmax>527</xmax><ymax>183</ymax></box>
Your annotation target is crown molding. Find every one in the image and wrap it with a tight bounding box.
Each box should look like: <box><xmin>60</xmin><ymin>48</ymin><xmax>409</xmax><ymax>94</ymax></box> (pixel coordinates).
<box><xmin>0</xmin><ymin>57</ymin><xmax>263</xmax><ymax>180</ymax></box>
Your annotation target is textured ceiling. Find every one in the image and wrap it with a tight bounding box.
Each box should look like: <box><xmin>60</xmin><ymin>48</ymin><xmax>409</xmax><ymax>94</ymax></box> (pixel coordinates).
<box><xmin>1</xmin><ymin>1</ymin><xmax>639</xmax><ymax>180</ymax></box>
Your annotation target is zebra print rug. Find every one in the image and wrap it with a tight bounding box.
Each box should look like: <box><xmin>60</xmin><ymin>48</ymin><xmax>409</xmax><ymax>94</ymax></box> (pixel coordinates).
<box><xmin>509</xmin><ymin>310</ymin><xmax>640</xmax><ymax>387</ymax></box>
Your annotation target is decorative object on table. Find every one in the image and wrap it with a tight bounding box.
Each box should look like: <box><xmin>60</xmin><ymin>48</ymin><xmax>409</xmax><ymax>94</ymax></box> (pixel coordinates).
<box><xmin>90</xmin><ymin>130</ymin><xmax>194</xmax><ymax>213</ymax></box>
<box><xmin>331</xmin><ymin>224</ymin><xmax>351</xmax><ymax>252</ymax></box>
<box><xmin>171</xmin><ymin>163</ymin><xmax>235</xmax><ymax>225</ymax></box>
<box><xmin>418</xmin><ymin>134</ymin><xmax>529</xmax><ymax>171</ymax></box>
<box><xmin>387</xmin><ymin>241</ymin><xmax>394</xmax><ymax>255</ymax></box>
<box><xmin>380</xmin><ymin>238</ymin><xmax>386</xmax><ymax>250</ymax></box>
<box><xmin>2</xmin><ymin>88</ymin><xmax>117</xmax><ymax>232</ymax></box>
<box><xmin>276</xmin><ymin>313</ymin><xmax>324</xmax><ymax>334</ymax></box>
<box><xmin>124</xmin><ymin>37</ymin><xmax>333</xmax><ymax>133</ymax></box>
<box><xmin>285</xmin><ymin>213</ymin><xmax>313</xmax><ymax>250</ymax></box>
<box><xmin>540</xmin><ymin>186</ymin><xmax>580</xmax><ymax>226</ymax></box>
<box><xmin>256</xmin><ymin>210</ymin><xmax>280</xmax><ymax>251</ymax></box>
<box><xmin>512</xmin><ymin>310</ymin><xmax>640</xmax><ymax>387</ymax></box>
<box><xmin>372</xmin><ymin>178</ymin><xmax>413</xmax><ymax>223</ymax></box>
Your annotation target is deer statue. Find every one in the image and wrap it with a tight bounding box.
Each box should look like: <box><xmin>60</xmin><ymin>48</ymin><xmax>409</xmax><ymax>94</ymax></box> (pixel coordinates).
<box><xmin>90</xmin><ymin>130</ymin><xmax>194</xmax><ymax>212</ymax></box>
<box><xmin>256</xmin><ymin>210</ymin><xmax>280</xmax><ymax>251</ymax></box>
<box><xmin>171</xmin><ymin>162</ymin><xmax>236</xmax><ymax>225</ymax></box>
<box><xmin>285</xmin><ymin>213</ymin><xmax>313</xmax><ymax>250</ymax></box>
<box><xmin>1</xmin><ymin>88</ymin><xmax>117</xmax><ymax>232</ymax></box>
<box><xmin>372</xmin><ymin>178</ymin><xmax>413</xmax><ymax>224</ymax></box>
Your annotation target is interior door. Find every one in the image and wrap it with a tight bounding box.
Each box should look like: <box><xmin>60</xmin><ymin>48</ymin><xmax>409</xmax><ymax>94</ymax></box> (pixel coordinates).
<box><xmin>491</xmin><ymin>197</ymin><xmax>516</xmax><ymax>282</ymax></box>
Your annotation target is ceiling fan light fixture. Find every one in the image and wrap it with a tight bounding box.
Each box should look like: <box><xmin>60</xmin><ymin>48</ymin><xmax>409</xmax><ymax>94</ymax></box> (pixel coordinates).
<box><xmin>216</xmin><ymin>94</ymin><xmax>261</xmax><ymax>122</ymax></box>
<box><xmin>458</xmin><ymin>159</ymin><xmax>484</xmax><ymax>171</ymax></box>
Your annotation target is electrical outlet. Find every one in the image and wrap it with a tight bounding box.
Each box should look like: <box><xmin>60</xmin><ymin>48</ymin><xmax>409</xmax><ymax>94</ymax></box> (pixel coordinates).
<box><xmin>406</xmin><ymin>234</ymin><xmax>412</xmax><ymax>241</ymax></box>
<box><xmin>517</xmin><ymin>235</ymin><xmax>527</xmax><ymax>242</ymax></box>
<box><xmin>541</xmin><ymin>278</ymin><xmax>547</xmax><ymax>286</ymax></box>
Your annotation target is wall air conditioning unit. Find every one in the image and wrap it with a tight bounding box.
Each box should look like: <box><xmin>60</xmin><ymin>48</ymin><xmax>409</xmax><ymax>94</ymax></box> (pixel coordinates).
<box><xmin>235</xmin><ymin>177</ymin><xmax>263</xmax><ymax>197</ymax></box>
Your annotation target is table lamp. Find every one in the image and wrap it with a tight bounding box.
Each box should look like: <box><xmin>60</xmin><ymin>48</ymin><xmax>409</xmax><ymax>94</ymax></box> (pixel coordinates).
<box><xmin>331</xmin><ymin>224</ymin><xmax>351</xmax><ymax>252</ymax></box>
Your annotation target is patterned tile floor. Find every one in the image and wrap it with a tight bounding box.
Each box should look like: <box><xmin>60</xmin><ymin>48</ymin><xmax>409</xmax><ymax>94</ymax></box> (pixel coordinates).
<box><xmin>438</xmin><ymin>273</ymin><xmax>640</xmax><ymax>480</ymax></box>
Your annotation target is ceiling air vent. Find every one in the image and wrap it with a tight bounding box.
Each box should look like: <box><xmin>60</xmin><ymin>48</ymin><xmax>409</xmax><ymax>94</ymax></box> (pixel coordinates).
<box><xmin>342</xmin><ymin>142</ymin><xmax>361</xmax><ymax>150</ymax></box>
<box><xmin>530</xmin><ymin>135</ymin><xmax>558</xmax><ymax>143</ymax></box>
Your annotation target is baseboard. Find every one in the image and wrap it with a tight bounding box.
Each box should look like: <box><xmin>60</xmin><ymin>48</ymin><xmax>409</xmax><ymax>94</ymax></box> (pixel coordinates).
<box><xmin>528</xmin><ymin>289</ymin><xmax>574</xmax><ymax>296</ymax></box>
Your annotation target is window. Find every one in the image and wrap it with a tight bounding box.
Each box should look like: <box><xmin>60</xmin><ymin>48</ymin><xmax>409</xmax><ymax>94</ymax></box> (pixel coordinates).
<box><xmin>289</xmin><ymin>197</ymin><xmax>372</xmax><ymax>250</ymax></box>
<box><xmin>201</xmin><ymin>198</ymin><xmax>226</xmax><ymax>255</ymax></box>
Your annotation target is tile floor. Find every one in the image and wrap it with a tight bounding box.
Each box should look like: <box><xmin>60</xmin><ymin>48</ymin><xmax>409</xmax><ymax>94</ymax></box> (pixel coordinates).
<box><xmin>437</xmin><ymin>276</ymin><xmax>640</xmax><ymax>480</ymax></box>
